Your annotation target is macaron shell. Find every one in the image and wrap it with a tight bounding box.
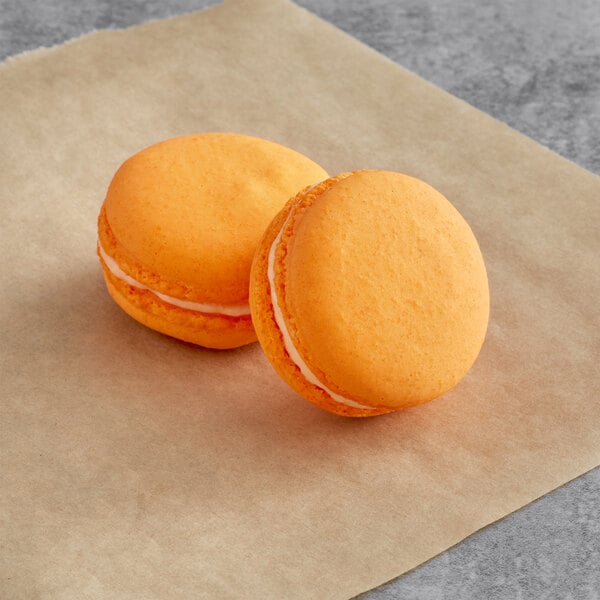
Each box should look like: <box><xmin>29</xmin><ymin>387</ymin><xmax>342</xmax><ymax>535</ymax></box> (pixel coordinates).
<box><xmin>98</xmin><ymin>204</ymin><xmax>254</xmax><ymax>348</ymax></box>
<box><xmin>103</xmin><ymin>133</ymin><xmax>329</xmax><ymax>305</ymax></box>
<box><xmin>101</xmin><ymin>260</ymin><xmax>255</xmax><ymax>349</ymax></box>
<box><xmin>249</xmin><ymin>182</ymin><xmax>393</xmax><ymax>417</ymax></box>
<box><xmin>284</xmin><ymin>171</ymin><xmax>489</xmax><ymax>410</ymax></box>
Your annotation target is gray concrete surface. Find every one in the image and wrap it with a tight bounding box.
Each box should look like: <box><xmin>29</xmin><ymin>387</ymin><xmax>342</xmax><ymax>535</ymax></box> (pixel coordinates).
<box><xmin>1</xmin><ymin>1</ymin><xmax>599</xmax><ymax>598</ymax></box>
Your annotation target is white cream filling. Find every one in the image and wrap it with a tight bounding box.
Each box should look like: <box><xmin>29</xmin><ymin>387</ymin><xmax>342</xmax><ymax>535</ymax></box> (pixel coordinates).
<box><xmin>97</xmin><ymin>241</ymin><xmax>251</xmax><ymax>317</ymax></box>
<box><xmin>267</xmin><ymin>207</ymin><xmax>376</xmax><ymax>411</ymax></box>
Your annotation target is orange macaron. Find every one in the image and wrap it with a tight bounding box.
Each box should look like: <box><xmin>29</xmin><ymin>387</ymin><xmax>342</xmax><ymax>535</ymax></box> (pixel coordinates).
<box><xmin>250</xmin><ymin>170</ymin><xmax>490</xmax><ymax>416</ymax></box>
<box><xmin>97</xmin><ymin>132</ymin><xmax>328</xmax><ymax>349</ymax></box>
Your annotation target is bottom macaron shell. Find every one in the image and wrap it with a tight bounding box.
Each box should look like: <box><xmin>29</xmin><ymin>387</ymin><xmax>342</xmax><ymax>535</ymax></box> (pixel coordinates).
<box><xmin>101</xmin><ymin>267</ymin><xmax>255</xmax><ymax>350</ymax></box>
<box><xmin>250</xmin><ymin>200</ymin><xmax>393</xmax><ymax>417</ymax></box>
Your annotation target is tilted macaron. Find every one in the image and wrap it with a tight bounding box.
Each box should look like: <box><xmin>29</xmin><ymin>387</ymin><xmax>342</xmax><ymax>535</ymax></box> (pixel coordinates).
<box><xmin>97</xmin><ymin>133</ymin><xmax>328</xmax><ymax>349</ymax></box>
<box><xmin>250</xmin><ymin>170</ymin><xmax>489</xmax><ymax>416</ymax></box>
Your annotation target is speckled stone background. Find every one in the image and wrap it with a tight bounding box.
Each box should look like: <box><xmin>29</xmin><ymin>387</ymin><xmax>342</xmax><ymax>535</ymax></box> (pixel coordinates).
<box><xmin>1</xmin><ymin>1</ymin><xmax>599</xmax><ymax>598</ymax></box>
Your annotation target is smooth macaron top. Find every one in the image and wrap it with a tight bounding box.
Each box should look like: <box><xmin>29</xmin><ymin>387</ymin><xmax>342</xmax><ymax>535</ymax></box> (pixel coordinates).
<box><xmin>102</xmin><ymin>132</ymin><xmax>328</xmax><ymax>306</ymax></box>
<box><xmin>272</xmin><ymin>170</ymin><xmax>489</xmax><ymax>410</ymax></box>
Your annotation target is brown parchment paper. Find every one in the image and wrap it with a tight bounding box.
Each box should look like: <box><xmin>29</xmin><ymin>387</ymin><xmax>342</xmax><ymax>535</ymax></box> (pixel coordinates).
<box><xmin>1</xmin><ymin>1</ymin><xmax>599</xmax><ymax>598</ymax></box>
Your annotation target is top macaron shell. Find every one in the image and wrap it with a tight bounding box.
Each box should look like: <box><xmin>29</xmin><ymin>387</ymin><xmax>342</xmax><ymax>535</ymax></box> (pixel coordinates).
<box><xmin>98</xmin><ymin>132</ymin><xmax>328</xmax><ymax>349</ymax></box>
<box><xmin>103</xmin><ymin>133</ymin><xmax>328</xmax><ymax>306</ymax></box>
<box><xmin>252</xmin><ymin>170</ymin><xmax>489</xmax><ymax>413</ymax></box>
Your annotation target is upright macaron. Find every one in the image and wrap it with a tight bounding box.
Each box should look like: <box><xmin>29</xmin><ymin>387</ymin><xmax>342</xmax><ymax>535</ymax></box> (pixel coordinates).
<box><xmin>250</xmin><ymin>170</ymin><xmax>490</xmax><ymax>416</ymax></box>
<box><xmin>97</xmin><ymin>132</ymin><xmax>328</xmax><ymax>349</ymax></box>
